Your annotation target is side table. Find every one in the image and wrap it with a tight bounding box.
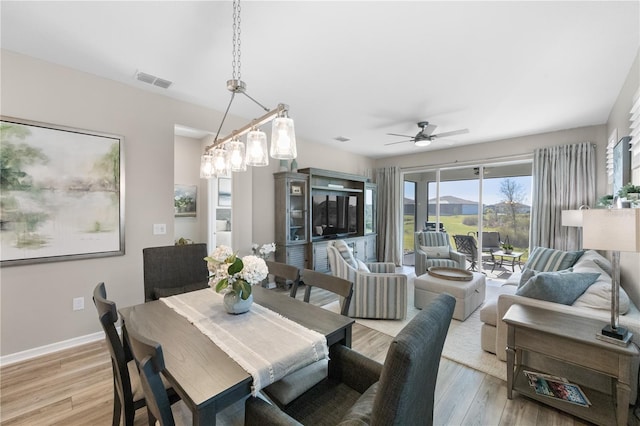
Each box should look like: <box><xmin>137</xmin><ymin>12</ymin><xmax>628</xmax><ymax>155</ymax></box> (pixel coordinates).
<box><xmin>491</xmin><ymin>250</ymin><xmax>523</xmax><ymax>272</ymax></box>
<box><xmin>503</xmin><ymin>304</ymin><xmax>639</xmax><ymax>426</ymax></box>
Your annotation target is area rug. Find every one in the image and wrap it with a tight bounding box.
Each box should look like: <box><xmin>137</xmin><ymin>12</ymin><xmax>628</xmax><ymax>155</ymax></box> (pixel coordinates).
<box><xmin>333</xmin><ymin>275</ymin><xmax>506</xmax><ymax>381</ymax></box>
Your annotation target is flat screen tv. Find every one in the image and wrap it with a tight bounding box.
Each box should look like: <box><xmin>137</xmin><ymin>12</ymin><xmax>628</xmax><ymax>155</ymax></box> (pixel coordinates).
<box><xmin>312</xmin><ymin>193</ymin><xmax>358</xmax><ymax>239</ymax></box>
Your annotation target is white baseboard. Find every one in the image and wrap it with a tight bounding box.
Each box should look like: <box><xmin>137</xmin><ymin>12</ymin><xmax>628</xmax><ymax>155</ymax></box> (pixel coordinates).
<box><xmin>0</xmin><ymin>330</ymin><xmax>108</xmax><ymax>367</ymax></box>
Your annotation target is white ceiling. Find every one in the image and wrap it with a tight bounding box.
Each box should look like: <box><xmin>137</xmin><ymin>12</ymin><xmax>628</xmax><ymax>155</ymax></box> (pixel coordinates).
<box><xmin>1</xmin><ymin>1</ymin><xmax>639</xmax><ymax>159</ymax></box>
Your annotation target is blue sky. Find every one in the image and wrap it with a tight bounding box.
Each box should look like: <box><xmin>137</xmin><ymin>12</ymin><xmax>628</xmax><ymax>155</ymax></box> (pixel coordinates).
<box><xmin>405</xmin><ymin>176</ymin><xmax>532</xmax><ymax>206</ymax></box>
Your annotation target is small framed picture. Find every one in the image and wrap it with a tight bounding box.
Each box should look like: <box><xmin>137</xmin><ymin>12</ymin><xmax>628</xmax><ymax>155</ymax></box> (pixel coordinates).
<box><xmin>291</xmin><ymin>185</ymin><xmax>302</xmax><ymax>195</ymax></box>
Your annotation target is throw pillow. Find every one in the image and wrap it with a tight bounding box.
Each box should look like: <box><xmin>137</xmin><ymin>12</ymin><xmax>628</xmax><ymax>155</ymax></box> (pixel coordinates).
<box><xmin>333</xmin><ymin>240</ymin><xmax>358</xmax><ymax>269</ymax></box>
<box><xmin>420</xmin><ymin>245</ymin><xmax>451</xmax><ymax>259</ymax></box>
<box><xmin>516</xmin><ymin>271</ymin><xmax>600</xmax><ymax>305</ymax></box>
<box><xmin>525</xmin><ymin>247</ymin><xmax>584</xmax><ymax>272</ymax></box>
<box><xmin>356</xmin><ymin>259</ymin><xmax>371</xmax><ymax>273</ymax></box>
<box><xmin>572</xmin><ymin>258</ymin><xmax>630</xmax><ymax>313</ymax></box>
<box><xmin>518</xmin><ymin>267</ymin><xmax>573</xmax><ymax>289</ymax></box>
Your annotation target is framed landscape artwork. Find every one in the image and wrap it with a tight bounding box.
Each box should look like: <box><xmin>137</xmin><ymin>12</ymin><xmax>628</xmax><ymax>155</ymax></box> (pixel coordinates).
<box><xmin>0</xmin><ymin>116</ymin><xmax>125</xmax><ymax>266</ymax></box>
<box><xmin>174</xmin><ymin>184</ymin><xmax>197</xmax><ymax>217</ymax></box>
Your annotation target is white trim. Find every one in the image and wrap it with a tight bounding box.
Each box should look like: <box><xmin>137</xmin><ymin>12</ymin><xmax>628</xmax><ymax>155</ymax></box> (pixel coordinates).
<box><xmin>0</xmin><ymin>330</ymin><xmax>112</xmax><ymax>367</ymax></box>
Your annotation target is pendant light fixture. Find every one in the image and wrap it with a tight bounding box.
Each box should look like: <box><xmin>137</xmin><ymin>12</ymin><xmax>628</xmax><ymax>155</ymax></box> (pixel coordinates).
<box><xmin>199</xmin><ymin>0</ymin><xmax>297</xmax><ymax>178</ymax></box>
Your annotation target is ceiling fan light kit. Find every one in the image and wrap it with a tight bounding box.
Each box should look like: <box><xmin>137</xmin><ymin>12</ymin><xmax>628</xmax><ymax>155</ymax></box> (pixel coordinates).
<box><xmin>200</xmin><ymin>0</ymin><xmax>297</xmax><ymax>179</ymax></box>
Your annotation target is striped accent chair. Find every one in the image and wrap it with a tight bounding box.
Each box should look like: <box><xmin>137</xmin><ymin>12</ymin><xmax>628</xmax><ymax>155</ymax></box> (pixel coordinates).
<box><xmin>414</xmin><ymin>231</ymin><xmax>466</xmax><ymax>276</ymax></box>
<box><xmin>327</xmin><ymin>240</ymin><xmax>407</xmax><ymax>319</ymax></box>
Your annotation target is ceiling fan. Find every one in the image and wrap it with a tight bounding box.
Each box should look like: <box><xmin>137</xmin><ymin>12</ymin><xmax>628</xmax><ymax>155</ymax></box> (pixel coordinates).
<box><xmin>385</xmin><ymin>121</ymin><xmax>469</xmax><ymax>147</ymax></box>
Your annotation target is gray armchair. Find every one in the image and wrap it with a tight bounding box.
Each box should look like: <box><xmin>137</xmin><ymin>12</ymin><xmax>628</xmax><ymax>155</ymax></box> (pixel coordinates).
<box><xmin>327</xmin><ymin>240</ymin><xmax>407</xmax><ymax>320</ymax></box>
<box><xmin>414</xmin><ymin>231</ymin><xmax>466</xmax><ymax>276</ymax></box>
<box><xmin>245</xmin><ymin>294</ymin><xmax>456</xmax><ymax>426</ymax></box>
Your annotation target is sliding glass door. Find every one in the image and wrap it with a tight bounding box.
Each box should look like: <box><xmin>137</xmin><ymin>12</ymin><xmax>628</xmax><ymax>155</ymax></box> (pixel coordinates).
<box><xmin>404</xmin><ymin>161</ymin><xmax>532</xmax><ymax>276</ymax></box>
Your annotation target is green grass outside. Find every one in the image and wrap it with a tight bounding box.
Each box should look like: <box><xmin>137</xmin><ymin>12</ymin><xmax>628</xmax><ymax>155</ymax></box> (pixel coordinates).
<box><xmin>404</xmin><ymin>214</ymin><xmax>530</xmax><ymax>261</ymax></box>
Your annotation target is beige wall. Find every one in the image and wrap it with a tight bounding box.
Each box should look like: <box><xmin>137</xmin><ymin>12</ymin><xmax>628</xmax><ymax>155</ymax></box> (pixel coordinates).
<box><xmin>0</xmin><ymin>50</ymin><xmax>374</xmax><ymax>357</ymax></box>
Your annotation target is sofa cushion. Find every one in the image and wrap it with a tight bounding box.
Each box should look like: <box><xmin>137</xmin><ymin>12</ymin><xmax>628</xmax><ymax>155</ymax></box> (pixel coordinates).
<box><xmin>525</xmin><ymin>247</ymin><xmax>584</xmax><ymax>272</ymax></box>
<box><xmin>516</xmin><ymin>271</ymin><xmax>600</xmax><ymax>305</ymax></box>
<box><xmin>576</xmin><ymin>249</ymin><xmax>613</xmax><ymax>275</ymax></box>
<box><xmin>572</xmin><ymin>258</ymin><xmax>630</xmax><ymax>314</ymax></box>
<box><xmin>420</xmin><ymin>245</ymin><xmax>451</xmax><ymax>259</ymax></box>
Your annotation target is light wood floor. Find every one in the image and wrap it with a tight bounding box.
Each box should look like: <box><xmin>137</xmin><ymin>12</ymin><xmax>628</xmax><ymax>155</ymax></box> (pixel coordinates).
<box><xmin>1</xmin><ymin>287</ymin><xmax>592</xmax><ymax>426</ymax></box>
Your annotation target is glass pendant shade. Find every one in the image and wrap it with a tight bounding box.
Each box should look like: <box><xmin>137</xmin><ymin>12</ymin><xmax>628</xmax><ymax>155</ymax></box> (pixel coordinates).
<box><xmin>245</xmin><ymin>130</ymin><xmax>269</xmax><ymax>166</ymax></box>
<box><xmin>227</xmin><ymin>139</ymin><xmax>247</xmax><ymax>172</ymax></box>
<box><xmin>200</xmin><ymin>153</ymin><xmax>215</xmax><ymax>179</ymax></box>
<box><xmin>212</xmin><ymin>148</ymin><xmax>229</xmax><ymax>177</ymax></box>
<box><xmin>270</xmin><ymin>117</ymin><xmax>297</xmax><ymax>160</ymax></box>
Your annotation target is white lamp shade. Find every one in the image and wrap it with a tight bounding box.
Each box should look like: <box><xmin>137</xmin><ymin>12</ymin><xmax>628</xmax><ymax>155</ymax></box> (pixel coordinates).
<box><xmin>561</xmin><ymin>210</ymin><xmax>584</xmax><ymax>227</ymax></box>
<box><xmin>200</xmin><ymin>153</ymin><xmax>215</xmax><ymax>179</ymax></box>
<box><xmin>227</xmin><ymin>139</ymin><xmax>246</xmax><ymax>172</ymax></box>
<box><xmin>245</xmin><ymin>130</ymin><xmax>269</xmax><ymax>166</ymax></box>
<box><xmin>212</xmin><ymin>148</ymin><xmax>229</xmax><ymax>177</ymax></box>
<box><xmin>582</xmin><ymin>209</ymin><xmax>640</xmax><ymax>252</ymax></box>
<box><xmin>270</xmin><ymin>117</ymin><xmax>297</xmax><ymax>160</ymax></box>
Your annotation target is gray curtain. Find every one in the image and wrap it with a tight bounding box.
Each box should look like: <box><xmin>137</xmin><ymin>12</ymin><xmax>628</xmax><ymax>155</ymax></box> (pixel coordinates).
<box><xmin>530</xmin><ymin>142</ymin><xmax>596</xmax><ymax>251</ymax></box>
<box><xmin>375</xmin><ymin>166</ymin><xmax>402</xmax><ymax>265</ymax></box>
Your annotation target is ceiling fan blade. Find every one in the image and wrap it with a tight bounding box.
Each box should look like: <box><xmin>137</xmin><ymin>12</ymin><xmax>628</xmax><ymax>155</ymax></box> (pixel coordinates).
<box><xmin>386</xmin><ymin>132</ymin><xmax>414</xmax><ymax>138</ymax></box>
<box><xmin>384</xmin><ymin>139</ymin><xmax>413</xmax><ymax>146</ymax></box>
<box><xmin>423</xmin><ymin>123</ymin><xmax>438</xmax><ymax>135</ymax></box>
<box><xmin>431</xmin><ymin>129</ymin><xmax>469</xmax><ymax>139</ymax></box>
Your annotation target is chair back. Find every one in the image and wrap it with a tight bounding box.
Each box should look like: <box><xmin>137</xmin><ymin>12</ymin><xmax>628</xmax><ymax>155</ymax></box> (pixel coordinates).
<box><xmin>143</xmin><ymin>243</ymin><xmax>209</xmax><ymax>301</ymax></box>
<box><xmin>415</xmin><ymin>231</ymin><xmax>451</xmax><ymax>252</ymax></box>
<box><xmin>299</xmin><ymin>269</ymin><xmax>353</xmax><ymax>316</ymax></box>
<box><xmin>265</xmin><ymin>260</ymin><xmax>301</xmax><ymax>297</ymax></box>
<box><xmin>92</xmin><ymin>282</ymin><xmax>137</xmax><ymax>426</ymax></box>
<box><xmin>453</xmin><ymin>234</ymin><xmax>478</xmax><ymax>258</ymax></box>
<box><xmin>126</xmin><ymin>323</ymin><xmax>176</xmax><ymax>426</ymax></box>
<box><xmin>372</xmin><ymin>293</ymin><xmax>455</xmax><ymax>425</ymax></box>
<box><xmin>481</xmin><ymin>231</ymin><xmax>501</xmax><ymax>252</ymax></box>
<box><xmin>326</xmin><ymin>242</ymin><xmax>358</xmax><ymax>284</ymax></box>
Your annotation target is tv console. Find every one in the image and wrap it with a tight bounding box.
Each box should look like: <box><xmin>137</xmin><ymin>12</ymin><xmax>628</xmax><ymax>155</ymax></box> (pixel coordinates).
<box><xmin>274</xmin><ymin>168</ymin><xmax>377</xmax><ymax>272</ymax></box>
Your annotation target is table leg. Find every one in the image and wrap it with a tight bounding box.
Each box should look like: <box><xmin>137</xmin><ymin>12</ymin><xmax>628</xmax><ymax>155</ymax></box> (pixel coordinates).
<box><xmin>506</xmin><ymin>326</ymin><xmax>515</xmax><ymax>399</ymax></box>
<box><xmin>193</xmin><ymin>406</ymin><xmax>217</xmax><ymax>426</ymax></box>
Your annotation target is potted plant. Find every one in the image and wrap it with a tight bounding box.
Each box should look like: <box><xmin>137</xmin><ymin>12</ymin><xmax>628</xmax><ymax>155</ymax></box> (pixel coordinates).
<box><xmin>502</xmin><ymin>243</ymin><xmax>514</xmax><ymax>254</ymax></box>
<box><xmin>618</xmin><ymin>182</ymin><xmax>640</xmax><ymax>206</ymax></box>
<box><xmin>205</xmin><ymin>245</ymin><xmax>268</xmax><ymax>314</ymax></box>
<box><xmin>598</xmin><ymin>194</ymin><xmax>615</xmax><ymax>207</ymax></box>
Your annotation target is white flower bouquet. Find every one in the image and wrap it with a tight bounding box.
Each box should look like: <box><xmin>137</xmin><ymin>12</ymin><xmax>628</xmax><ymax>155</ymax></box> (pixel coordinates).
<box><xmin>204</xmin><ymin>245</ymin><xmax>268</xmax><ymax>300</ymax></box>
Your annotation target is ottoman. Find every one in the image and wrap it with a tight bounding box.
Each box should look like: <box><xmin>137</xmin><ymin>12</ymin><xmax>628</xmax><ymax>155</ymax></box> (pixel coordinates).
<box><xmin>414</xmin><ymin>271</ymin><xmax>486</xmax><ymax>321</ymax></box>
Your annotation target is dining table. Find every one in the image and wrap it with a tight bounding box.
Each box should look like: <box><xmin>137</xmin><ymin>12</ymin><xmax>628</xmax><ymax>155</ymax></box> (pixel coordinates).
<box><xmin>119</xmin><ymin>285</ymin><xmax>355</xmax><ymax>426</ymax></box>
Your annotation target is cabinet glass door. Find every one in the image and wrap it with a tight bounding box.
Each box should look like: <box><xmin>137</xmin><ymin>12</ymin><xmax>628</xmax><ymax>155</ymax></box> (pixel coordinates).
<box><xmin>364</xmin><ymin>184</ymin><xmax>376</xmax><ymax>234</ymax></box>
<box><xmin>288</xmin><ymin>179</ymin><xmax>308</xmax><ymax>243</ymax></box>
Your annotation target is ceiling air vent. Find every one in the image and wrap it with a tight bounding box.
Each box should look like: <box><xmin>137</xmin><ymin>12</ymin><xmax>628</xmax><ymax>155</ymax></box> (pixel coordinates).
<box><xmin>135</xmin><ymin>71</ymin><xmax>173</xmax><ymax>89</ymax></box>
<box><xmin>334</xmin><ymin>136</ymin><xmax>351</xmax><ymax>142</ymax></box>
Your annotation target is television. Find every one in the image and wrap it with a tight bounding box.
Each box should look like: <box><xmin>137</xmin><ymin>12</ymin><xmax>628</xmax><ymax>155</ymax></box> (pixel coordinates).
<box><xmin>312</xmin><ymin>193</ymin><xmax>358</xmax><ymax>239</ymax></box>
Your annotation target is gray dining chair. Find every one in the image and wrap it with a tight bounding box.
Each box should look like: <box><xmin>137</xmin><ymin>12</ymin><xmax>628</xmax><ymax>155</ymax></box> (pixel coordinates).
<box><xmin>143</xmin><ymin>243</ymin><xmax>210</xmax><ymax>301</ymax></box>
<box><xmin>246</xmin><ymin>293</ymin><xmax>456</xmax><ymax>426</ymax></box>
<box><xmin>265</xmin><ymin>260</ymin><xmax>301</xmax><ymax>294</ymax></box>
<box><xmin>264</xmin><ymin>269</ymin><xmax>354</xmax><ymax>408</ymax></box>
<box><xmin>125</xmin><ymin>320</ymin><xmax>179</xmax><ymax>426</ymax></box>
<box><xmin>92</xmin><ymin>283</ymin><xmax>179</xmax><ymax>426</ymax></box>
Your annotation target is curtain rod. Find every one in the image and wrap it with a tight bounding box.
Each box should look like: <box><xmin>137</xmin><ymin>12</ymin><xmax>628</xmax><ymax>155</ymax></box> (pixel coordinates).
<box><xmin>398</xmin><ymin>152</ymin><xmax>533</xmax><ymax>173</ymax></box>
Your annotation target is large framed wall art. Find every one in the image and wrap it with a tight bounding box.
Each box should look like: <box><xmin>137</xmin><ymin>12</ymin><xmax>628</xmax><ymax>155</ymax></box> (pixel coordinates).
<box><xmin>0</xmin><ymin>116</ymin><xmax>125</xmax><ymax>266</ymax></box>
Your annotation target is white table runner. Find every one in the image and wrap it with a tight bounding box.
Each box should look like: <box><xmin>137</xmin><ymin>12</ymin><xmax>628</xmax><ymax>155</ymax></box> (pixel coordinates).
<box><xmin>160</xmin><ymin>288</ymin><xmax>328</xmax><ymax>395</ymax></box>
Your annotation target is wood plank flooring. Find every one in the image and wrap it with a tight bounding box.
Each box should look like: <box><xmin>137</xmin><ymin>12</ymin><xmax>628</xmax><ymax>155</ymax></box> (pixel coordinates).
<box><xmin>1</xmin><ymin>287</ymin><xmax>592</xmax><ymax>426</ymax></box>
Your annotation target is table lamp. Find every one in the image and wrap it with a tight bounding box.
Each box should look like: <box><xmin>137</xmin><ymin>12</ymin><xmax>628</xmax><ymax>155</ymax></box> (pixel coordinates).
<box><xmin>561</xmin><ymin>208</ymin><xmax>585</xmax><ymax>249</ymax></box>
<box><xmin>581</xmin><ymin>208</ymin><xmax>640</xmax><ymax>345</ymax></box>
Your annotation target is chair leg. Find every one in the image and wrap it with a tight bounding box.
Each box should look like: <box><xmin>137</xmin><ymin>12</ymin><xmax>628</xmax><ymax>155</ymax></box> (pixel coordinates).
<box><xmin>147</xmin><ymin>408</ymin><xmax>157</xmax><ymax>426</ymax></box>
<box><xmin>112</xmin><ymin>384</ymin><xmax>121</xmax><ymax>426</ymax></box>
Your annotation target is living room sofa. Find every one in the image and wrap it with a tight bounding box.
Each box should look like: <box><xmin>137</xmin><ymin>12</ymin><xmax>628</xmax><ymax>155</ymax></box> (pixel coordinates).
<box><xmin>480</xmin><ymin>248</ymin><xmax>640</xmax><ymax>402</ymax></box>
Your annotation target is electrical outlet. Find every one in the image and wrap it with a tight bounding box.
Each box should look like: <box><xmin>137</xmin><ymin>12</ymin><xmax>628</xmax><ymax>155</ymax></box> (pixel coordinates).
<box><xmin>73</xmin><ymin>297</ymin><xmax>84</xmax><ymax>311</ymax></box>
<box><xmin>153</xmin><ymin>223</ymin><xmax>167</xmax><ymax>235</ymax></box>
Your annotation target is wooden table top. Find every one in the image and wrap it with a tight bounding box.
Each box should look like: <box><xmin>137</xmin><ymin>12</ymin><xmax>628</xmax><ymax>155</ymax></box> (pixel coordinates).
<box><xmin>119</xmin><ymin>286</ymin><xmax>354</xmax><ymax>412</ymax></box>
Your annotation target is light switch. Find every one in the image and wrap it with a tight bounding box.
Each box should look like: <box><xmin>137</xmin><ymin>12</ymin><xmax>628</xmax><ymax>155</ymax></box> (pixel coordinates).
<box><xmin>153</xmin><ymin>223</ymin><xmax>167</xmax><ymax>235</ymax></box>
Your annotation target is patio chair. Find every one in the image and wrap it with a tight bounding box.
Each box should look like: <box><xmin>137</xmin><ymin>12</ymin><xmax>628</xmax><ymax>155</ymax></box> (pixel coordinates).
<box><xmin>414</xmin><ymin>231</ymin><xmax>466</xmax><ymax>276</ymax></box>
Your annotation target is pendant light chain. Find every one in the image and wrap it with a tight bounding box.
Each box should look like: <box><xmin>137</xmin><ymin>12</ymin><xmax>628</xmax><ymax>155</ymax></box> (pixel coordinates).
<box><xmin>231</xmin><ymin>0</ymin><xmax>241</xmax><ymax>81</ymax></box>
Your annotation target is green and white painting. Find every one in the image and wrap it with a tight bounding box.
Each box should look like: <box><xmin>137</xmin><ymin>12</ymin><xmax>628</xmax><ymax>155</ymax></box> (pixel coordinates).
<box><xmin>0</xmin><ymin>117</ymin><xmax>124</xmax><ymax>265</ymax></box>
